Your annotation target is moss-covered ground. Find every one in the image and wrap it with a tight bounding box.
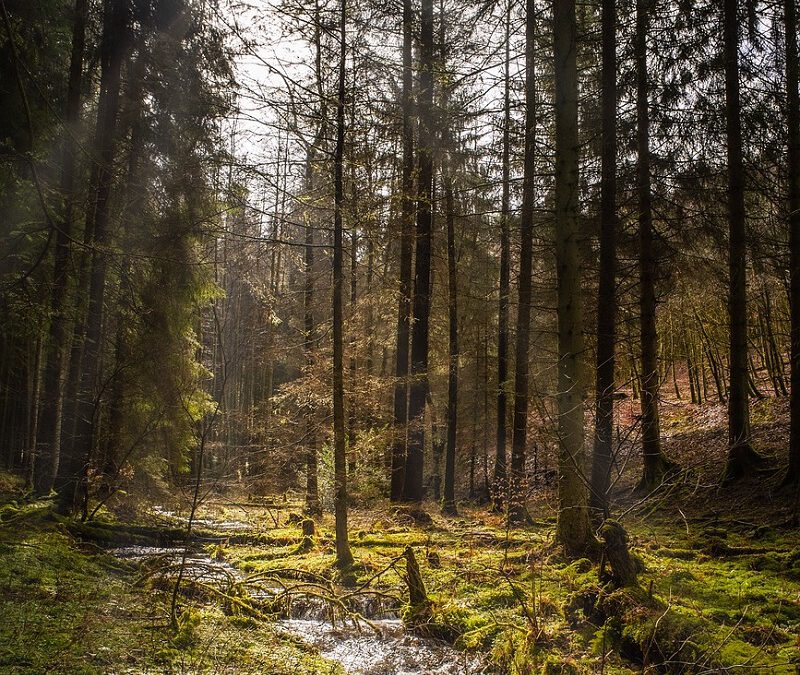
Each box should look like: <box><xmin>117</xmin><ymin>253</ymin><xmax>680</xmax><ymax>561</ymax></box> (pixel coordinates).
<box><xmin>1</xmin><ymin>455</ymin><xmax>799</xmax><ymax>673</ymax></box>
<box><xmin>0</xmin><ymin>475</ymin><xmax>343</xmax><ymax>674</ymax></box>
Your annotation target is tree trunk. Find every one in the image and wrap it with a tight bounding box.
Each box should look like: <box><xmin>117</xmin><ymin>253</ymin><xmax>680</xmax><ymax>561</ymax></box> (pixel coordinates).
<box><xmin>494</xmin><ymin>0</ymin><xmax>512</xmax><ymax>507</ymax></box>
<box><xmin>443</xmin><ymin>160</ymin><xmax>458</xmax><ymax>516</ymax></box>
<box><xmin>508</xmin><ymin>0</ymin><xmax>537</xmax><ymax>524</ymax></box>
<box><xmin>56</xmin><ymin>0</ymin><xmax>130</xmax><ymax>514</ymax></box>
<box><xmin>390</xmin><ymin>0</ymin><xmax>415</xmax><ymax>501</ymax></box>
<box><xmin>33</xmin><ymin>0</ymin><xmax>87</xmax><ymax>495</ymax></box>
<box><xmin>332</xmin><ymin>0</ymin><xmax>353</xmax><ymax>570</ymax></box>
<box><xmin>553</xmin><ymin>0</ymin><xmax>594</xmax><ymax>557</ymax></box>
<box><xmin>785</xmin><ymin>0</ymin><xmax>800</xmax><ymax>486</ymax></box>
<box><xmin>589</xmin><ymin>0</ymin><xmax>617</xmax><ymax>518</ymax></box>
<box><xmin>636</xmin><ymin>0</ymin><xmax>675</xmax><ymax>493</ymax></box>
<box><xmin>348</xmin><ymin>157</ymin><xmax>358</xmax><ymax>476</ymax></box>
<box><xmin>722</xmin><ymin>0</ymin><xmax>763</xmax><ymax>482</ymax></box>
<box><xmin>304</xmin><ymin>4</ymin><xmax>326</xmax><ymax>517</ymax></box>
<box><xmin>403</xmin><ymin>0</ymin><xmax>434</xmax><ymax>503</ymax></box>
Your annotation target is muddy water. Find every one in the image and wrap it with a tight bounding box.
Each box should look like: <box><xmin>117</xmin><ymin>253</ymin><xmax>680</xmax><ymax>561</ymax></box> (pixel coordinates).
<box><xmin>110</xmin><ymin>545</ymin><xmax>487</xmax><ymax>674</ymax></box>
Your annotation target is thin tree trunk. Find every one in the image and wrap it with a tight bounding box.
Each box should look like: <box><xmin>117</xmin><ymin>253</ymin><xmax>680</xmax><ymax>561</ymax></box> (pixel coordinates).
<box><xmin>56</xmin><ymin>0</ymin><xmax>130</xmax><ymax>514</ymax></box>
<box><xmin>589</xmin><ymin>0</ymin><xmax>617</xmax><ymax>518</ymax></box>
<box><xmin>636</xmin><ymin>0</ymin><xmax>675</xmax><ymax>493</ymax></box>
<box><xmin>304</xmin><ymin>2</ymin><xmax>326</xmax><ymax>517</ymax></box>
<box><xmin>786</xmin><ymin>0</ymin><xmax>800</xmax><ymax>484</ymax></box>
<box><xmin>33</xmin><ymin>0</ymin><xmax>87</xmax><ymax>495</ymax></box>
<box><xmin>443</xmin><ymin>156</ymin><xmax>458</xmax><ymax>516</ymax></box>
<box><xmin>389</xmin><ymin>0</ymin><xmax>415</xmax><ymax>501</ymax></box>
<box><xmin>508</xmin><ymin>0</ymin><xmax>536</xmax><ymax>524</ymax></box>
<box><xmin>722</xmin><ymin>0</ymin><xmax>763</xmax><ymax>481</ymax></box>
<box><xmin>333</xmin><ymin>0</ymin><xmax>354</xmax><ymax>569</ymax></box>
<box><xmin>494</xmin><ymin>0</ymin><xmax>512</xmax><ymax>506</ymax></box>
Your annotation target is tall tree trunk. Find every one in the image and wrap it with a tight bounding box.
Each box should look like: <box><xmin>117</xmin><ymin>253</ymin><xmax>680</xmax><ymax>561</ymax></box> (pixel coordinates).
<box><xmin>589</xmin><ymin>0</ymin><xmax>616</xmax><ymax>518</ymax></box>
<box><xmin>33</xmin><ymin>0</ymin><xmax>87</xmax><ymax>495</ymax></box>
<box><xmin>443</xmin><ymin>158</ymin><xmax>458</xmax><ymax>516</ymax></box>
<box><xmin>494</xmin><ymin>0</ymin><xmax>512</xmax><ymax>507</ymax></box>
<box><xmin>348</xmin><ymin>150</ymin><xmax>358</xmax><ymax>476</ymax></box>
<box><xmin>56</xmin><ymin>0</ymin><xmax>130</xmax><ymax>514</ymax></box>
<box><xmin>303</xmin><ymin>153</ymin><xmax>321</xmax><ymax>517</ymax></box>
<box><xmin>553</xmin><ymin>0</ymin><xmax>593</xmax><ymax>557</ymax></box>
<box><xmin>333</xmin><ymin>0</ymin><xmax>354</xmax><ymax>569</ymax></box>
<box><xmin>390</xmin><ymin>0</ymin><xmax>415</xmax><ymax>501</ymax></box>
<box><xmin>304</xmin><ymin>2</ymin><xmax>327</xmax><ymax>517</ymax></box>
<box><xmin>785</xmin><ymin>0</ymin><xmax>800</xmax><ymax>486</ymax></box>
<box><xmin>97</xmin><ymin>45</ymin><xmax>147</xmax><ymax>501</ymax></box>
<box><xmin>403</xmin><ymin>0</ymin><xmax>435</xmax><ymax>503</ymax></box>
<box><xmin>636</xmin><ymin>0</ymin><xmax>675</xmax><ymax>492</ymax></box>
<box><xmin>440</xmin><ymin>0</ymin><xmax>458</xmax><ymax>516</ymax></box>
<box><xmin>508</xmin><ymin>0</ymin><xmax>536</xmax><ymax>524</ymax></box>
<box><xmin>722</xmin><ymin>0</ymin><xmax>763</xmax><ymax>482</ymax></box>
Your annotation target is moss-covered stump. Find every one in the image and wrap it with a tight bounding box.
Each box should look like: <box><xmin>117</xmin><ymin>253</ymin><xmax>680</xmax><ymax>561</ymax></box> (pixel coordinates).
<box><xmin>294</xmin><ymin>518</ymin><xmax>316</xmax><ymax>553</ymax></box>
<box><xmin>402</xmin><ymin>545</ymin><xmax>432</xmax><ymax>628</ymax></box>
<box><xmin>599</xmin><ymin>520</ymin><xmax>639</xmax><ymax>587</ymax></box>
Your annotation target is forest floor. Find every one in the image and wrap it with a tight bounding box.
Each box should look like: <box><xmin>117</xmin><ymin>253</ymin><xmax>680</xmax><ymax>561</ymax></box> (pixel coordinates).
<box><xmin>1</xmin><ymin>398</ymin><xmax>800</xmax><ymax>674</ymax></box>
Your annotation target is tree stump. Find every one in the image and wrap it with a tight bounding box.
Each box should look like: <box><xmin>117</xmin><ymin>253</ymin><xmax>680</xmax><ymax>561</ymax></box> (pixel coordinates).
<box><xmin>403</xmin><ymin>545</ymin><xmax>432</xmax><ymax>625</ymax></box>
<box><xmin>599</xmin><ymin>520</ymin><xmax>639</xmax><ymax>588</ymax></box>
<box><xmin>295</xmin><ymin>518</ymin><xmax>316</xmax><ymax>553</ymax></box>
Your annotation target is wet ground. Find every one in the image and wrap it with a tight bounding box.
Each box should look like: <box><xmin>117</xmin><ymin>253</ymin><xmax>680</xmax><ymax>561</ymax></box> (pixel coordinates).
<box><xmin>110</xmin><ymin>512</ymin><xmax>486</xmax><ymax>675</ymax></box>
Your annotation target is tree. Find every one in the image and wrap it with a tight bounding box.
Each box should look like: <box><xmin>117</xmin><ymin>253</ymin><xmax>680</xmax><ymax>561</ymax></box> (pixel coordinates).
<box><xmin>508</xmin><ymin>0</ymin><xmax>536</xmax><ymax>524</ymax></box>
<box><xmin>588</xmin><ymin>0</ymin><xmax>617</xmax><ymax>517</ymax></box>
<box><xmin>389</xmin><ymin>0</ymin><xmax>415</xmax><ymax>502</ymax></box>
<box><xmin>636</xmin><ymin>0</ymin><xmax>676</xmax><ymax>493</ymax></box>
<box><xmin>32</xmin><ymin>0</ymin><xmax>87</xmax><ymax>494</ymax></box>
<box><xmin>442</xmin><ymin>60</ymin><xmax>458</xmax><ymax>517</ymax></box>
<box><xmin>302</xmin><ymin>0</ymin><xmax>327</xmax><ymax>517</ymax></box>
<box><xmin>553</xmin><ymin>0</ymin><xmax>593</xmax><ymax>557</ymax></box>
<box><xmin>403</xmin><ymin>0</ymin><xmax>435</xmax><ymax>503</ymax></box>
<box><xmin>493</xmin><ymin>0</ymin><xmax>512</xmax><ymax>507</ymax></box>
<box><xmin>56</xmin><ymin>0</ymin><xmax>131</xmax><ymax>514</ymax></box>
<box><xmin>332</xmin><ymin>0</ymin><xmax>354</xmax><ymax>569</ymax></box>
<box><xmin>784</xmin><ymin>0</ymin><xmax>800</xmax><ymax>486</ymax></box>
<box><xmin>722</xmin><ymin>0</ymin><xmax>763</xmax><ymax>482</ymax></box>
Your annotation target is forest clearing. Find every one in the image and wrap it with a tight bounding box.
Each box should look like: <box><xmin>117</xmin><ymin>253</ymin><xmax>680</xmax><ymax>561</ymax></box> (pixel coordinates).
<box><xmin>3</xmin><ymin>0</ymin><xmax>800</xmax><ymax>671</ymax></box>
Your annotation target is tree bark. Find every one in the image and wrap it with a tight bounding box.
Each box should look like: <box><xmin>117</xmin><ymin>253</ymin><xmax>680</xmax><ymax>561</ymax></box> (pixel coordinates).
<box><xmin>722</xmin><ymin>0</ymin><xmax>763</xmax><ymax>482</ymax></box>
<box><xmin>494</xmin><ymin>0</ymin><xmax>512</xmax><ymax>507</ymax></box>
<box><xmin>553</xmin><ymin>0</ymin><xmax>593</xmax><ymax>557</ymax></box>
<box><xmin>304</xmin><ymin>2</ymin><xmax>326</xmax><ymax>517</ymax></box>
<box><xmin>403</xmin><ymin>0</ymin><xmax>435</xmax><ymax>503</ymax></box>
<box><xmin>333</xmin><ymin>0</ymin><xmax>354</xmax><ymax>569</ymax></box>
<box><xmin>785</xmin><ymin>0</ymin><xmax>800</xmax><ymax>486</ymax></box>
<box><xmin>636</xmin><ymin>0</ymin><xmax>676</xmax><ymax>493</ymax></box>
<box><xmin>56</xmin><ymin>0</ymin><xmax>130</xmax><ymax>514</ymax></box>
<box><xmin>508</xmin><ymin>0</ymin><xmax>536</xmax><ymax>524</ymax></box>
<box><xmin>33</xmin><ymin>0</ymin><xmax>87</xmax><ymax>495</ymax></box>
<box><xmin>589</xmin><ymin>0</ymin><xmax>617</xmax><ymax>518</ymax></box>
<box><xmin>443</xmin><ymin>159</ymin><xmax>458</xmax><ymax>516</ymax></box>
<box><xmin>390</xmin><ymin>0</ymin><xmax>415</xmax><ymax>501</ymax></box>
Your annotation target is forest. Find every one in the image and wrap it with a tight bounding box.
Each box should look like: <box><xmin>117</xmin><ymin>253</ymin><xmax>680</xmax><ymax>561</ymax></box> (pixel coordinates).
<box><xmin>1</xmin><ymin>0</ymin><xmax>800</xmax><ymax>672</ymax></box>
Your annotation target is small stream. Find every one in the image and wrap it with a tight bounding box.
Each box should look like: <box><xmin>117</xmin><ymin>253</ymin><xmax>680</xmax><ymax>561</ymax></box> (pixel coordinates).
<box><xmin>110</xmin><ymin>544</ymin><xmax>486</xmax><ymax>674</ymax></box>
